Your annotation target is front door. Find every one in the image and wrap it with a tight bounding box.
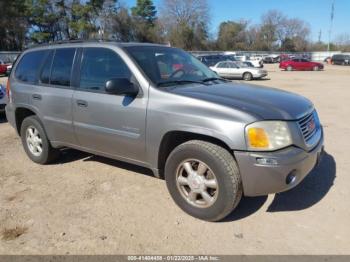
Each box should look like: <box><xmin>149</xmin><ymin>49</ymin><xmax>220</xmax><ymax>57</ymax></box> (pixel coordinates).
<box><xmin>72</xmin><ymin>47</ymin><xmax>147</xmax><ymax>163</ymax></box>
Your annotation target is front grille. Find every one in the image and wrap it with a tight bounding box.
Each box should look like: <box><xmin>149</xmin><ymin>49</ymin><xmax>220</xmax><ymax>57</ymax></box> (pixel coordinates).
<box><xmin>298</xmin><ymin>111</ymin><xmax>318</xmax><ymax>142</ymax></box>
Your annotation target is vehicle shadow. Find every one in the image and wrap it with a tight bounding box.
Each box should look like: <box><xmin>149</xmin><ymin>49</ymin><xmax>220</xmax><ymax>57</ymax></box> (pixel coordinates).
<box><xmin>83</xmin><ymin>154</ymin><xmax>155</xmax><ymax>178</ymax></box>
<box><xmin>0</xmin><ymin>113</ymin><xmax>7</xmax><ymax>123</ymax></box>
<box><xmin>55</xmin><ymin>148</ymin><xmax>155</xmax><ymax>178</ymax></box>
<box><xmin>267</xmin><ymin>151</ymin><xmax>336</xmax><ymax>212</ymax></box>
<box><xmin>221</xmin><ymin>195</ymin><xmax>268</xmax><ymax>222</ymax></box>
<box><xmin>222</xmin><ymin>151</ymin><xmax>335</xmax><ymax>221</ymax></box>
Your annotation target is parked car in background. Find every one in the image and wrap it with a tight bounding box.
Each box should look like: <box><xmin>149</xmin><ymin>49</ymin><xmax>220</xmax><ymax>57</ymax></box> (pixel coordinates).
<box><xmin>248</xmin><ymin>56</ymin><xmax>264</xmax><ymax>68</ymax></box>
<box><xmin>331</xmin><ymin>54</ymin><xmax>350</xmax><ymax>65</ymax></box>
<box><xmin>323</xmin><ymin>56</ymin><xmax>332</xmax><ymax>62</ymax></box>
<box><xmin>0</xmin><ymin>60</ymin><xmax>11</xmax><ymax>75</ymax></box>
<box><xmin>210</xmin><ymin>61</ymin><xmax>267</xmax><ymax>80</ymax></box>
<box><xmin>5</xmin><ymin>41</ymin><xmax>324</xmax><ymax>221</ymax></box>
<box><xmin>0</xmin><ymin>84</ymin><xmax>7</xmax><ymax>113</ymax></box>
<box><xmin>279</xmin><ymin>58</ymin><xmax>324</xmax><ymax>71</ymax></box>
<box><xmin>264</xmin><ymin>55</ymin><xmax>280</xmax><ymax>63</ymax></box>
<box><xmin>196</xmin><ymin>55</ymin><xmax>225</xmax><ymax>67</ymax></box>
<box><xmin>6</xmin><ymin>64</ymin><xmax>12</xmax><ymax>76</ymax></box>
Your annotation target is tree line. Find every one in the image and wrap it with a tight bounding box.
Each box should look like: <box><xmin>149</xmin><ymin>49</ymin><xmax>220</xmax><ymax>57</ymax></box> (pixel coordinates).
<box><xmin>0</xmin><ymin>0</ymin><xmax>349</xmax><ymax>52</ymax></box>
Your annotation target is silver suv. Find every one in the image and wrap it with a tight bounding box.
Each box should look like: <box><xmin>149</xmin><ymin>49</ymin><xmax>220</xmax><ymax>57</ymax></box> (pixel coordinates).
<box><xmin>6</xmin><ymin>41</ymin><xmax>324</xmax><ymax>221</ymax></box>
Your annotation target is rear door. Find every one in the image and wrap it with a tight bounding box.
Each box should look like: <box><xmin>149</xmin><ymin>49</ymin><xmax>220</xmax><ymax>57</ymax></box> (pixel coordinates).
<box><xmin>13</xmin><ymin>49</ymin><xmax>76</xmax><ymax>145</ymax></box>
<box><xmin>228</xmin><ymin>62</ymin><xmax>242</xmax><ymax>78</ymax></box>
<box><xmin>300</xmin><ymin>59</ymin><xmax>311</xmax><ymax>70</ymax></box>
<box><xmin>72</xmin><ymin>47</ymin><xmax>147</xmax><ymax>162</ymax></box>
<box><xmin>36</xmin><ymin>48</ymin><xmax>77</xmax><ymax>145</ymax></box>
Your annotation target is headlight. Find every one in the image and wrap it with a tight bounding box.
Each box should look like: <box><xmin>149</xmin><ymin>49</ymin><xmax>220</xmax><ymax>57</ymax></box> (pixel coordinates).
<box><xmin>246</xmin><ymin>121</ymin><xmax>292</xmax><ymax>151</ymax></box>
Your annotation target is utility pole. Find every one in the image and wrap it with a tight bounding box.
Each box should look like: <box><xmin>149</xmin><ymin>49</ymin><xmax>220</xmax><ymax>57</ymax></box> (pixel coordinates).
<box><xmin>318</xmin><ymin>30</ymin><xmax>322</xmax><ymax>43</ymax></box>
<box><xmin>327</xmin><ymin>0</ymin><xmax>335</xmax><ymax>52</ymax></box>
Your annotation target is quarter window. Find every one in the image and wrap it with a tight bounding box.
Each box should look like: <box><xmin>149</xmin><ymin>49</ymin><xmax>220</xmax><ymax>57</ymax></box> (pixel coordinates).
<box><xmin>15</xmin><ymin>50</ymin><xmax>48</xmax><ymax>83</ymax></box>
<box><xmin>50</xmin><ymin>48</ymin><xmax>76</xmax><ymax>86</ymax></box>
<box><xmin>79</xmin><ymin>48</ymin><xmax>132</xmax><ymax>92</ymax></box>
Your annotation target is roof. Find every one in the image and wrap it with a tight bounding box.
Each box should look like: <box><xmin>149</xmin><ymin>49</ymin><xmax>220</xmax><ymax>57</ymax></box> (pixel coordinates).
<box><xmin>25</xmin><ymin>40</ymin><xmax>167</xmax><ymax>51</ymax></box>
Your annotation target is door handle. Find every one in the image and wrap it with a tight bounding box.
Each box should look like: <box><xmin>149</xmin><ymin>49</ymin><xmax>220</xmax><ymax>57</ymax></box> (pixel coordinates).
<box><xmin>32</xmin><ymin>94</ymin><xmax>42</xmax><ymax>100</ymax></box>
<box><xmin>76</xmin><ymin>100</ymin><xmax>88</xmax><ymax>107</ymax></box>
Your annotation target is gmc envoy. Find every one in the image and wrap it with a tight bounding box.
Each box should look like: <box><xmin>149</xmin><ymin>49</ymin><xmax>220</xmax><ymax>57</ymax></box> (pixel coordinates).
<box><xmin>5</xmin><ymin>41</ymin><xmax>324</xmax><ymax>221</ymax></box>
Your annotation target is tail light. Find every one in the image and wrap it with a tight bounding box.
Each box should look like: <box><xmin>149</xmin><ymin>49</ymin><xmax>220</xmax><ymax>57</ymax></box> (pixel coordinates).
<box><xmin>6</xmin><ymin>79</ymin><xmax>11</xmax><ymax>102</ymax></box>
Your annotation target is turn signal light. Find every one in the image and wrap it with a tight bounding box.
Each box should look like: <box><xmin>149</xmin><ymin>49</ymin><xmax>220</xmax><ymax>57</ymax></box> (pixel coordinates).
<box><xmin>247</xmin><ymin>127</ymin><xmax>269</xmax><ymax>148</ymax></box>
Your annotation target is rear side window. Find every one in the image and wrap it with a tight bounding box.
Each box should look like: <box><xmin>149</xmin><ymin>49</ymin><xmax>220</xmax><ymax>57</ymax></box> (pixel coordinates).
<box><xmin>15</xmin><ymin>50</ymin><xmax>47</xmax><ymax>83</ymax></box>
<box><xmin>79</xmin><ymin>48</ymin><xmax>131</xmax><ymax>92</ymax></box>
<box><xmin>40</xmin><ymin>50</ymin><xmax>54</xmax><ymax>84</ymax></box>
<box><xmin>50</xmin><ymin>48</ymin><xmax>76</xmax><ymax>86</ymax></box>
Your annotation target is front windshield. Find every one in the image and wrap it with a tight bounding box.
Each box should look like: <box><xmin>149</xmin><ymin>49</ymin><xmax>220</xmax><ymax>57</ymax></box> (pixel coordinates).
<box><xmin>124</xmin><ymin>46</ymin><xmax>219</xmax><ymax>86</ymax></box>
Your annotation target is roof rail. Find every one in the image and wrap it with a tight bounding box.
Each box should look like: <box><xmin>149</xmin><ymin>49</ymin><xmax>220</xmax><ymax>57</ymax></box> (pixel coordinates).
<box><xmin>24</xmin><ymin>39</ymin><xmax>116</xmax><ymax>50</ymax></box>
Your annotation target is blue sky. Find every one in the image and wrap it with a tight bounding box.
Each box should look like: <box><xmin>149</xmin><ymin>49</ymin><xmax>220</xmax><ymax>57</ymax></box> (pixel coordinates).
<box><xmin>123</xmin><ymin>0</ymin><xmax>350</xmax><ymax>42</ymax></box>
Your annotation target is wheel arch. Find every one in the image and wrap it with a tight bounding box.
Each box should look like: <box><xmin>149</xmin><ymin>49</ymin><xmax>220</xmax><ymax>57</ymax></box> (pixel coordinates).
<box><xmin>14</xmin><ymin>106</ymin><xmax>40</xmax><ymax>135</ymax></box>
<box><xmin>156</xmin><ymin>130</ymin><xmax>233</xmax><ymax>179</ymax></box>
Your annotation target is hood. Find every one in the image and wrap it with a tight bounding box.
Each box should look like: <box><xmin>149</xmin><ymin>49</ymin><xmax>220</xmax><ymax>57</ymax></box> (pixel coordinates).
<box><xmin>168</xmin><ymin>82</ymin><xmax>314</xmax><ymax>120</ymax></box>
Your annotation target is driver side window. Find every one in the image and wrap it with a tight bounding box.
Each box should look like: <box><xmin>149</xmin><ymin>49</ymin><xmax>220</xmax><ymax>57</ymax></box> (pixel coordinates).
<box><xmin>79</xmin><ymin>48</ymin><xmax>132</xmax><ymax>92</ymax></box>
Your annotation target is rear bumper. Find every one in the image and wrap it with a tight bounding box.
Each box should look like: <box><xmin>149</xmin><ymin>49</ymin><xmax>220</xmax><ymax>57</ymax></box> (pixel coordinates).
<box><xmin>5</xmin><ymin>103</ymin><xmax>16</xmax><ymax>128</ymax></box>
<box><xmin>234</xmin><ymin>134</ymin><xmax>324</xmax><ymax>196</ymax></box>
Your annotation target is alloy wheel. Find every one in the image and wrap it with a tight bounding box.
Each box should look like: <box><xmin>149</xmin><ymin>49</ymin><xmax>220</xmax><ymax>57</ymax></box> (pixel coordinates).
<box><xmin>26</xmin><ymin>126</ymin><xmax>43</xmax><ymax>157</ymax></box>
<box><xmin>175</xmin><ymin>159</ymin><xmax>219</xmax><ymax>208</ymax></box>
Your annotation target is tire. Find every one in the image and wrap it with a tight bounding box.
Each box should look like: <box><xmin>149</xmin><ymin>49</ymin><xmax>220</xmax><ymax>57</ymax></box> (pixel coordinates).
<box><xmin>164</xmin><ymin>140</ymin><xmax>242</xmax><ymax>221</ymax></box>
<box><xmin>243</xmin><ymin>72</ymin><xmax>253</xmax><ymax>81</ymax></box>
<box><xmin>313</xmin><ymin>66</ymin><xmax>320</xmax><ymax>71</ymax></box>
<box><xmin>286</xmin><ymin>65</ymin><xmax>293</xmax><ymax>71</ymax></box>
<box><xmin>20</xmin><ymin>115</ymin><xmax>60</xmax><ymax>164</ymax></box>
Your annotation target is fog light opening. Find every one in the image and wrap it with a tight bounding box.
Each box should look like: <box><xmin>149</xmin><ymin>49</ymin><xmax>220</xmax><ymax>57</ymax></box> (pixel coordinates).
<box><xmin>256</xmin><ymin>157</ymin><xmax>278</xmax><ymax>165</ymax></box>
<box><xmin>286</xmin><ymin>171</ymin><xmax>297</xmax><ymax>185</ymax></box>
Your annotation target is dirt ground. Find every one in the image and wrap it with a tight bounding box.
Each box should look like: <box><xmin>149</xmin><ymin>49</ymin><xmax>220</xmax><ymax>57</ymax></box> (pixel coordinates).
<box><xmin>0</xmin><ymin>64</ymin><xmax>349</xmax><ymax>255</ymax></box>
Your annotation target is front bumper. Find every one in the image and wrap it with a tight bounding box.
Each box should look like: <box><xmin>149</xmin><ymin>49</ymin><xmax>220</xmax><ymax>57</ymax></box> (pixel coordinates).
<box><xmin>234</xmin><ymin>134</ymin><xmax>324</xmax><ymax>196</ymax></box>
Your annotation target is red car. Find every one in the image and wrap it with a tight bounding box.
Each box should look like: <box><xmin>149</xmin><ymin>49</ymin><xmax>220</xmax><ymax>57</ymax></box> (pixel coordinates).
<box><xmin>0</xmin><ymin>60</ymin><xmax>11</xmax><ymax>75</ymax></box>
<box><xmin>279</xmin><ymin>58</ymin><xmax>324</xmax><ymax>71</ymax></box>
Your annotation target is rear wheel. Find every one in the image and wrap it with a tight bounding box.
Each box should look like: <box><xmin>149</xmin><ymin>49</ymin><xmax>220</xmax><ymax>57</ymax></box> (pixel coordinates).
<box><xmin>20</xmin><ymin>116</ymin><xmax>60</xmax><ymax>164</ymax></box>
<box><xmin>243</xmin><ymin>72</ymin><xmax>253</xmax><ymax>81</ymax></box>
<box><xmin>286</xmin><ymin>65</ymin><xmax>293</xmax><ymax>71</ymax></box>
<box><xmin>165</xmin><ymin>140</ymin><xmax>242</xmax><ymax>221</ymax></box>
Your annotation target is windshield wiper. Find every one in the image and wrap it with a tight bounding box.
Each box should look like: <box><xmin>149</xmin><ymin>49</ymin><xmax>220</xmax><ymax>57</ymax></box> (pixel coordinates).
<box><xmin>157</xmin><ymin>80</ymin><xmax>206</xmax><ymax>87</ymax></box>
<box><xmin>201</xmin><ymin>77</ymin><xmax>229</xmax><ymax>83</ymax></box>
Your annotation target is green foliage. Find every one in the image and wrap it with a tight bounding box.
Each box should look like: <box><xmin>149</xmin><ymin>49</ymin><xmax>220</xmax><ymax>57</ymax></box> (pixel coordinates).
<box><xmin>0</xmin><ymin>0</ymin><xmax>27</xmax><ymax>50</ymax></box>
<box><xmin>130</xmin><ymin>0</ymin><xmax>160</xmax><ymax>43</ymax></box>
<box><xmin>131</xmin><ymin>0</ymin><xmax>157</xmax><ymax>25</ymax></box>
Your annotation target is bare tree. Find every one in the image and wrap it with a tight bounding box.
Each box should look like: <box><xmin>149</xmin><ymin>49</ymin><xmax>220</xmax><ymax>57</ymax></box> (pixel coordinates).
<box><xmin>160</xmin><ymin>0</ymin><xmax>210</xmax><ymax>49</ymax></box>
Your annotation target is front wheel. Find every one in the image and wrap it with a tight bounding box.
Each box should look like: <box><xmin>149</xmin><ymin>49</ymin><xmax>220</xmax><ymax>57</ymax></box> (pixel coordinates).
<box><xmin>165</xmin><ymin>140</ymin><xmax>242</xmax><ymax>221</ymax></box>
<box><xmin>286</xmin><ymin>65</ymin><xmax>293</xmax><ymax>71</ymax></box>
<box><xmin>313</xmin><ymin>66</ymin><xmax>320</xmax><ymax>71</ymax></box>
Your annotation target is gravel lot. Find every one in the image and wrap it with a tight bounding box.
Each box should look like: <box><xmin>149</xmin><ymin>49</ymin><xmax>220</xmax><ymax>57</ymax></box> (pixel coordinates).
<box><xmin>0</xmin><ymin>64</ymin><xmax>349</xmax><ymax>255</ymax></box>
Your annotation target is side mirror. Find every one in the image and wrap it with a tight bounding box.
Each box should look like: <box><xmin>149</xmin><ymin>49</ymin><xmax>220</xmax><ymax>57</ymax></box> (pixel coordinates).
<box><xmin>105</xmin><ymin>78</ymin><xmax>139</xmax><ymax>96</ymax></box>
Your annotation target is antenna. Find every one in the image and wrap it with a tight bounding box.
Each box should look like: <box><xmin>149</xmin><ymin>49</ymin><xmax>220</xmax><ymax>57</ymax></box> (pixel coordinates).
<box><xmin>327</xmin><ymin>0</ymin><xmax>335</xmax><ymax>52</ymax></box>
